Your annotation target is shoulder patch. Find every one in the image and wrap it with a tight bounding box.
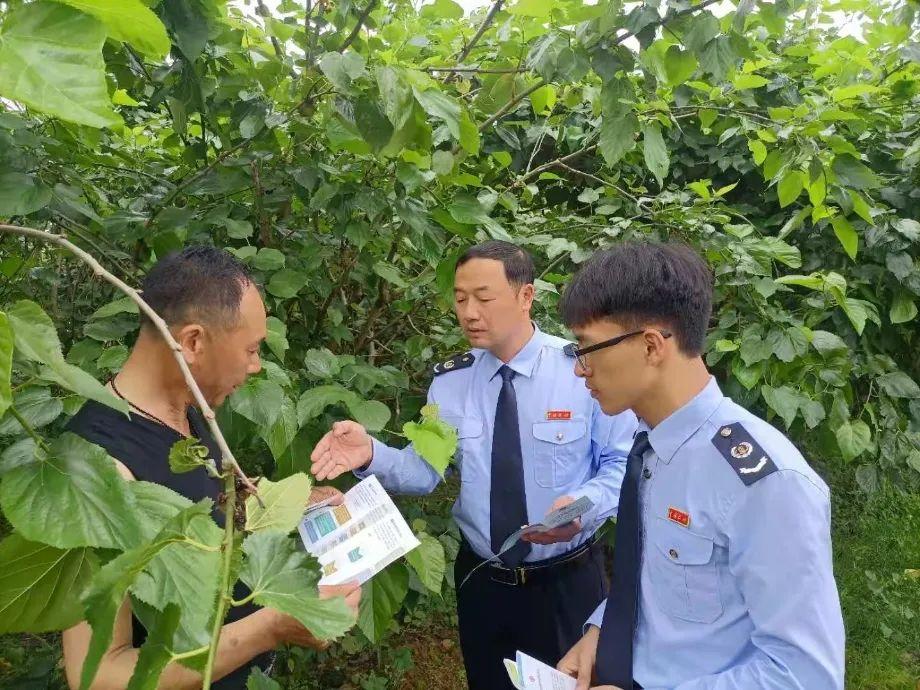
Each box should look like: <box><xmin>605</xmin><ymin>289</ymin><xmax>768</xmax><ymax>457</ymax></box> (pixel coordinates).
<box><xmin>711</xmin><ymin>423</ymin><xmax>778</xmax><ymax>486</ymax></box>
<box><xmin>432</xmin><ymin>352</ymin><xmax>475</xmax><ymax>377</ymax></box>
<box><xmin>562</xmin><ymin>343</ymin><xmax>577</xmax><ymax>358</ymax></box>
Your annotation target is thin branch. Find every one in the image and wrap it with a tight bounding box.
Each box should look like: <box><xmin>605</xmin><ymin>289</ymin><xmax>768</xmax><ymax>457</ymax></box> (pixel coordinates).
<box><xmin>513</xmin><ymin>144</ymin><xmax>598</xmax><ymax>187</ymax></box>
<box><xmin>425</xmin><ymin>66</ymin><xmax>525</xmax><ymax>74</ymax></box>
<box><xmin>478</xmin><ymin>80</ymin><xmax>545</xmax><ymax>132</ymax></box>
<box><xmin>556</xmin><ymin>161</ymin><xmax>639</xmax><ymax>203</ymax></box>
<box><xmin>339</xmin><ymin>0</ymin><xmax>378</xmax><ymax>52</ymax></box>
<box><xmin>0</xmin><ymin>224</ymin><xmax>261</xmax><ymax>499</ymax></box>
<box><xmin>451</xmin><ymin>0</ymin><xmax>505</xmax><ymax>70</ymax></box>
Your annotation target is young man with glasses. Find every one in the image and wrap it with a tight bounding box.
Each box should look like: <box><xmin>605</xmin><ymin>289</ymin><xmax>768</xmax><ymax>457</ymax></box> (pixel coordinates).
<box><xmin>310</xmin><ymin>240</ymin><xmax>638</xmax><ymax>689</ymax></box>
<box><xmin>556</xmin><ymin>242</ymin><xmax>844</xmax><ymax>689</ymax></box>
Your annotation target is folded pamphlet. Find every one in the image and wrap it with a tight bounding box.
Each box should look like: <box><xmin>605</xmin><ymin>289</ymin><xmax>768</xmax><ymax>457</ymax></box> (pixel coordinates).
<box><xmin>499</xmin><ymin>496</ymin><xmax>594</xmax><ymax>554</ymax></box>
<box><xmin>504</xmin><ymin>651</ymin><xmax>577</xmax><ymax>690</ymax></box>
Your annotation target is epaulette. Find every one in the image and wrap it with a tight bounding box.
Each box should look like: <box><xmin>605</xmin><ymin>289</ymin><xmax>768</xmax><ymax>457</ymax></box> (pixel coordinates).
<box><xmin>711</xmin><ymin>422</ymin><xmax>778</xmax><ymax>486</ymax></box>
<box><xmin>432</xmin><ymin>352</ymin><xmax>475</xmax><ymax>376</ymax></box>
<box><xmin>562</xmin><ymin>343</ymin><xmax>577</xmax><ymax>358</ymax></box>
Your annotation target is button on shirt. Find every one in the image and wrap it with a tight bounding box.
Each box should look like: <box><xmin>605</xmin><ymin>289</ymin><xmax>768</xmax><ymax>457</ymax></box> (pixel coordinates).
<box><xmin>356</xmin><ymin>325</ymin><xmax>638</xmax><ymax>561</ymax></box>
<box><xmin>586</xmin><ymin>377</ymin><xmax>845</xmax><ymax>689</ymax></box>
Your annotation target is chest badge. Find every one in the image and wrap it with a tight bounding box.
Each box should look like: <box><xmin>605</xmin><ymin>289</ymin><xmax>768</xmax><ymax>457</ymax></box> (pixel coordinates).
<box><xmin>546</xmin><ymin>410</ymin><xmax>572</xmax><ymax>420</ymax></box>
<box><xmin>667</xmin><ymin>506</ymin><xmax>691</xmax><ymax>528</ymax></box>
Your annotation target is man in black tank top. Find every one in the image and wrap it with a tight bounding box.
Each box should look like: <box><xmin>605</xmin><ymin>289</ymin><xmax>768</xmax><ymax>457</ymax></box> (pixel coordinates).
<box><xmin>63</xmin><ymin>247</ymin><xmax>360</xmax><ymax>689</ymax></box>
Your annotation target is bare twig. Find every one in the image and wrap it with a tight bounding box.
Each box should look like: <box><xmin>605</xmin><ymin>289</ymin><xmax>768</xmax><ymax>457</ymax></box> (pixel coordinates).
<box><xmin>557</xmin><ymin>161</ymin><xmax>639</xmax><ymax>203</ymax></box>
<box><xmin>0</xmin><ymin>224</ymin><xmax>261</xmax><ymax>499</ymax></box>
<box><xmin>426</xmin><ymin>66</ymin><xmax>525</xmax><ymax>74</ymax></box>
<box><xmin>339</xmin><ymin>0</ymin><xmax>378</xmax><ymax>52</ymax></box>
<box><xmin>512</xmin><ymin>144</ymin><xmax>598</xmax><ymax>187</ymax></box>
<box><xmin>450</xmin><ymin>0</ymin><xmax>505</xmax><ymax>75</ymax></box>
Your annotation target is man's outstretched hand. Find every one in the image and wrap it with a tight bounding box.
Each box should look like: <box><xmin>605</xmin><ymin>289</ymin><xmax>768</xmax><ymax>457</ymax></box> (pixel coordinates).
<box><xmin>310</xmin><ymin>420</ymin><xmax>373</xmax><ymax>481</ymax></box>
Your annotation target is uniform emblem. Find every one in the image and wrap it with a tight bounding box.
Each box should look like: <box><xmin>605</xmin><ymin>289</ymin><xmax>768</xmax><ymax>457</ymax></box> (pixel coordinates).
<box><xmin>432</xmin><ymin>352</ymin><xmax>475</xmax><ymax>377</ymax></box>
<box><xmin>730</xmin><ymin>441</ymin><xmax>753</xmax><ymax>459</ymax></box>
<box><xmin>667</xmin><ymin>506</ymin><xmax>690</xmax><ymax>527</ymax></box>
<box><xmin>711</xmin><ymin>422</ymin><xmax>779</xmax><ymax>486</ymax></box>
<box><xmin>546</xmin><ymin>410</ymin><xmax>572</xmax><ymax>420</ymax></box>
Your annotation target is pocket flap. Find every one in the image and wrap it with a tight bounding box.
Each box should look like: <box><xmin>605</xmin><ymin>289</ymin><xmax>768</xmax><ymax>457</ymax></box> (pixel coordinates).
<box><xmin>456</xmin><ymin>417</ymin><xmax>483</xmax><ymax>439</ymax></box>
<box><xmin>532</xmin><ymin>419</ymin><xmax>587</xmax><ymax>445</ymax></box>
<box><xmin>653</xmin><ymin>517</ymin><xmax>714</xmax><ymax>565</ymax></box>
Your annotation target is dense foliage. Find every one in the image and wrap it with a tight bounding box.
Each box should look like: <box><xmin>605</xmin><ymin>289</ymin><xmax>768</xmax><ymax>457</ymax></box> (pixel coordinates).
<box><xmin>0</xmin><ymin>0</ymin><xmax>919</xmax><ymax>687</ymax></box>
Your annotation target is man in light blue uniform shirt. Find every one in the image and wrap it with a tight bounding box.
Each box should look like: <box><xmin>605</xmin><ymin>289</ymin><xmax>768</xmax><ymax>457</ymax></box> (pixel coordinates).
<box><xmin>556</xmin><ymin>242</ymin><xmax>844</xmax><ymax>690</ymax></box>
<box><xmin>311</xmin><ymin>241</ymin><xmax>637</xmax><ymax>689</ymax></box>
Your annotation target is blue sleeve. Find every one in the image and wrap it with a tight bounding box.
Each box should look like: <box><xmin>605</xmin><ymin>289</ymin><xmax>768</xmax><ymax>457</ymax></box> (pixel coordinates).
<box><xmin>353</xmin><ymin>386</ymin><xmax>443</xmax><ymax>495</ymax></box>
<box><xmin>570</xmin><ymin>402</ymin><xmax>637</xmax><ymax>531</ymax></box>
<box><xmin>674</xmin><ymin>470</ymin><xmax>845</xmax><ymax>690</ymax></box>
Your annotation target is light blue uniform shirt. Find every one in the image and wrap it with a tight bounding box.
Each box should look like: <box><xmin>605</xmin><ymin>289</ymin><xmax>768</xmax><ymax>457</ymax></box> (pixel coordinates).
<box><xmin>586</xmin><ymin>377</ymin><xmax>845</xmax><ymax>689</ymax></box>
<box><xmin>356</xmin><ymin>324</ymin><xmax>638</xmax><ymax>562</ymax></box>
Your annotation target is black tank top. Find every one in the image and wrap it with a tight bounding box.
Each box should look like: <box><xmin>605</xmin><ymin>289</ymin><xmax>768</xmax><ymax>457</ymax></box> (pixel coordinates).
<box><xmin>67</xmin><ymin>400</ymin><xmax>273</xmax><ymax>689</ymax></box>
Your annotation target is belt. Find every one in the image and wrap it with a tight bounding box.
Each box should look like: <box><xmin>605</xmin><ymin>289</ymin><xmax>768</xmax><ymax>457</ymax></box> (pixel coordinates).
<box><xmin>462</xmin><ymin>534</ymin><xmax>600</xmax><ymax>587</ymax></box>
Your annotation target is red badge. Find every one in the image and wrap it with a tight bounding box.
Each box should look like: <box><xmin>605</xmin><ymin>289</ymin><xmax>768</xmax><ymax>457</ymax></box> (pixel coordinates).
<box><xmin>546</xmin><ymin>410</ymin><xmax>572</xmax><ymax>420</ymax></box>
<box><xmin>667</xmin><ymin>506</ymin><xmax>690</xmax><ymax>528</ymax></box>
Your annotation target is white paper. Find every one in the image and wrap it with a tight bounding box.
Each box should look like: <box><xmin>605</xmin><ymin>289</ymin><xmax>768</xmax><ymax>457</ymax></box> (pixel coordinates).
<box><xmin>504</xmin><ymin>658</ymin><xmax>524</xmax><ymax>690</ymax></box>
<box><xmin>512</xmin><ymin>651</ymin><xmax>577</xmax><ymax>690</ymax></box>
<box><xmin>297</xmin><ymin>475</ymin><xmax>420</xmax><ymax>585</ymax></box>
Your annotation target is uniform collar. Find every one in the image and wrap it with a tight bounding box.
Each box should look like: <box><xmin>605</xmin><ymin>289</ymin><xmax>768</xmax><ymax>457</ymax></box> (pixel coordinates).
<box><xmin>647</xmin><ymin>376</ymin><xmax>724</xmax><ymax>464</ymax></box>
<box><xmin>483</xmin><ymin>322</ymin><xmax>545</xmax><ymax>381</ymax></box>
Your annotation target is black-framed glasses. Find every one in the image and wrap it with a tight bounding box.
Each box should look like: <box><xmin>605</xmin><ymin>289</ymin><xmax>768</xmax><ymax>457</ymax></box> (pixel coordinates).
<box><xmin>565</xmin><ymin>329</ymin><xmax>673</xmax><ymax>371</ymax></box>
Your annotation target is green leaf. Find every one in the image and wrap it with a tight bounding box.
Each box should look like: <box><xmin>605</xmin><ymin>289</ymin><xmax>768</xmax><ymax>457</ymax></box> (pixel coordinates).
<box><xmin>748</xmin><ymin>139</ymin><xmax>767</xmax><ymax>165</ymax></box>
<box><xmin>43</xmin><ymin>359</ymin><xmax>129</xmax><ymax>415</ymax></box>
<box><xmin>89</xmin><ymin>296</ymin><xmax>138</xmax><ymax>320</ymax></box>
<box><xmin>848</xmin><ymin>191</ymin><xmax>873</xmax><ymax>225</ymax></box>
<box><xmin>247</xmin><ymin>668</ymin><xmax>283</xmax><ymax>690</ymax></box>
<box><xmin>732</xmin><ymin>73</ymin><xmax>769</xmax><ymax>90</ymax></box>
<box><xmin>890</xmin><ymin>294</ymin><xmax>917</xmax><ymax>324</ymax></box>
<box><xmin>0</xmin><ymin>173</ymin><xmax>52</xmax><ymax>216</ymax></box>
<box><xmin>698</xmin><ymin>36</ymin><xmax>737</xmax><ymax>80</ymax></box>
<box><xmin>509</xmin><ymin>0</ymin><xmax>553</xmax><ymax>18</ymax></box>
<box><xmin>761</xmin><ymin>385</ymin><xmax>800</xmax><ymax>428</ymax></box>
<box><xmin>405</xmin><ymin>532</ymin><xmax>445</xmax><ymax>595</ymax></box>
<box><xmin>837</xmin><ymin>420</ymin><xmax>872</xmax><ymax>462</ymax></box>
<box><xmin>459</xmin><ymin>108</ymin><xmax>480</xmax><ymax>155</ymax></box>
<box><xmin>354</xmin><ymin>96</ymin><xmax>394</xmax><ymax>152</ymax></box>
<box><xmin>358</xmin><ymin>563</ymin><xmax>408</xmax><ymax>642</ymax></box>
<box><xmin>297</xmin><ymin>384</ymin><xmax>354</xmax><ymax>424</ymax></box>
<box><xmin>319</xmin><ymin>51</ymin><xmax>366</xmax><ymax>92</ymax></box>
<box><xmin>253</xmin><ymin>248</ymin><xmax>285</xmax><ymax>272</ymax></box>
<box><xmin>346</xmin><ymin>399</ymin><xmax>391</xmax><ymax>432</ymax></box>
<box><xmin>0</xmin><ymin>534</ymin><xmax>97</xmax><ymax>633</ymax></box>
<box><xmin>6</xmin><ymin>299</ymin><xmax>63</xmax><ymax>365</ymax></box>
<box><xmin>304</xmin><ymin>349</ymin><xmax>342</xmax><ymax>379</ymax></box>
<box><xmin>0</xmin><ymin>313</ymin><xmax>12</xmax><ymax>419</ymax></box>
<box><xmin>262</xmin><ymin>396</ymin><xmax>298</xmax><ymax>461</ymax></box>
<box><xmin>811</xmin><ymin>330</ymin><xmax>848</xmax><ymax>355</ymax></box>
<box><xmin>876</xmin><ymin>372</ymin><xmax>920</xmax><ymax>399</ymax></box>
<box><xmin>229</xmin><ymin>379</ymin><xmax>284</xmax><ymax>428</ymax></box>
<box><xmin>225</xmin><ymin>218</ymin><xmax>253</xmax><ymax>239</ymax></box>
<box><xmin>168</xmin><ymin>438</ymin><xmax>216</xmax><ymax>475</ymax></box>
<box><xmin>265</xmin><ymin>317</ymin><xmax>289</xmax><ymax>361</ymax></box>
<box><xmin>239</xmin><ymin>531</ymin><xmax>356</xmax><ymax>641</ymax></box>
<box><xmin>0</xmin><ymin>432</ymin><xmax>142</xmax><ymax>549</ymax></box>
<box><xmin>777</xmin><ymin>170</ymin><xmax>805</xmax><ymax>207</ymax></box>
<box><xmin>841</xmin><ymin>297</ymin><xmax>879</xmax><ymax>335</ymax></box>
<box><xmin>831</xmin><ymin>216</ymin><xmax>858</xmax><ymax>260</ymax></box>
<box><xmin>0</xmin><ymin>387</ymin><xmax>63</xmax><ymax>436</ymax></box>
<box><xmin>530</xmin><ymin>84</ymin><xmax>556</xmax><ymax>114</ymax></box>
<box><xmin>266</xmin><ymin>269</ymin><xmax>308</xmax><ymax>299</ymax></box>
<box><xmin>0</xmin><ymin>2</ymin><xmax>121</xmax><ymax>128</ymax></box>
<box><xmin>245</xmin><ymin>473</ymin><xmax>313</xmax><ymax>534</ymax></box>
<box><xmin>79</xmin><ymin>501</ymin><xmax>214</xmax><ymax>690</ymax></box>
<box><xmin>411</xmin><ymin>86</ymin><xmax>461</xmax><ymax>140</ymax></box>
<box><xmin>376</xmin><ymin>66</ymin><xmax>414</xmax><ymax>131</ymax></box>
<box><xmin>893</xmin><ymin>218</ymin><xmax>920</xmax><ymax>242</ymax></box>
<box><xmin>642</xmin><ymin>122</ymin><xmax>669</xmax><ymax>187</ymax></box>
<box><xmin>125</xmin><ymin>604</ymin><xmax>180</xmax><ymax>690</ymax></box>
<box><xmin>599</xmin><ymin>112</ymin><xmax>638</xmax><ymax>167</ymax></box>
<box><xmin>432</xmin><ymin>150</ymin><xmax>454</xmax><ymax>176</ymax></box>
<box><xmin>51</xmin><ymin>0</ymin><xmax>170</xmax><ymax>59</ymax></box>
<box><xmin>832</xmin><ymin>154</ymin><xmax>880</xmax><ymax>189</ymax></box>
<box><xmin>373</xmin><ymin>261</ymin><xmax>408</xmax><ymax>288</ymax></box>
<box><xmin>402</xmin><ymin>414</ymin><xmax>457</xmax><ymax>477</ymax></box>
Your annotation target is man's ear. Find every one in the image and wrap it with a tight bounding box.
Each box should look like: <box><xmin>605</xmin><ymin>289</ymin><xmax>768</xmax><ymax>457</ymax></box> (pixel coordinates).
<box><xmin>644</xmin><ymin>329</ymin><xmax>671</xmax><ymax>366</ymax></box>
<box><xmin>519</xmin><ymin>283</ymin><xmax>536</xmax><ymax>311</ymax></box>
<box><xmin>174</xmin><ymin>323</ymin><xmax>206</xmax><ymax>363</ymax></box>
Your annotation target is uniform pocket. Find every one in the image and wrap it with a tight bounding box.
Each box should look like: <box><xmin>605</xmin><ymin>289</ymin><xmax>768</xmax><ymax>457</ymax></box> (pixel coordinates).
<box><xmin>648</xmin><ymin>517</ymin><xmax>723</xmax><ymax>623</ymax></box>
<box><xmin>455</xmin><ymin>417</ymin><xmax>483</xmax><ymax>482</ymax></box>
<box><xmin>531</xmin><ymin>418</ymin><xmax>588</xmax><ymax>488</ymax></box>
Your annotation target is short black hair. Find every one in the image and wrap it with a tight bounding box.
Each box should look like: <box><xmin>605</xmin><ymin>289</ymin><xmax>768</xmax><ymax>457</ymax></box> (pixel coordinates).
<box><xmin>560</xmin><ymin>242</ymin><xmax>713</xmax><ymax>356</ymax></box>
<box><xmin>140</xmin><ymin>246</ymin><xmax>254</xmax><ymax>330</ymax></box>
<box><xmin>455</xmin><ymin>240</ymin><xmax>535</xmax><ymax>287</ymax></box>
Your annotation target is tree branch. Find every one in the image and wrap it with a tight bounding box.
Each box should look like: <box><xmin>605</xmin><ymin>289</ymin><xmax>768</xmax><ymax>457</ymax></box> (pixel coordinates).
<box><xmin>426</xmin><ymin>66</ymin><xmax>525</xmax><ymax>74</ymax></box>
<box><xmin>449</xmin><ymin>0</ymin><xmax>505</xmax><ymax>77</ymax></box>
<box><xmin>0</xmin><ymin>224</ymin><xmax>261</xmax><ymax>499</ymax></box>
<box><xmin>339</xmin><ymin>0</ymin><xmax>378</xmax><ymax>52</ymax></box>
<box><xmin>512</xmin><ymin>144</ymin><xmax>598</xmax><ymax>186</ymax></box>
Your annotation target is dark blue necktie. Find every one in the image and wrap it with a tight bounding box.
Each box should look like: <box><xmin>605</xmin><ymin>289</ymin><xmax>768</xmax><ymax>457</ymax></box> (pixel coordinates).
<box><xmin>490</xmin><ymin>365</ymin><xmax>531</xmax><ymax>567</ymax></box>
<box><xmin>595</xmin><ymin>431</ymin><xmax>651</xmax><ymax>687</ymax></box>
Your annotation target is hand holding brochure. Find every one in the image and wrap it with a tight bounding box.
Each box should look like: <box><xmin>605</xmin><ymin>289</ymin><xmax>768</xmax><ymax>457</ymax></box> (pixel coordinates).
<box><xmin>297</xmin><ymin>476</ymin><xmax>419</xmax><ymax>585</ymax></box>
<box><xmin>499</xmin><ymin>496</ymin><xmax>594</xmax><ymax>554</ymax></box>
<box><xmin>504</xmin><ymin>651</ymin><xmax>577</xmax><ymax>690</ymax></box>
